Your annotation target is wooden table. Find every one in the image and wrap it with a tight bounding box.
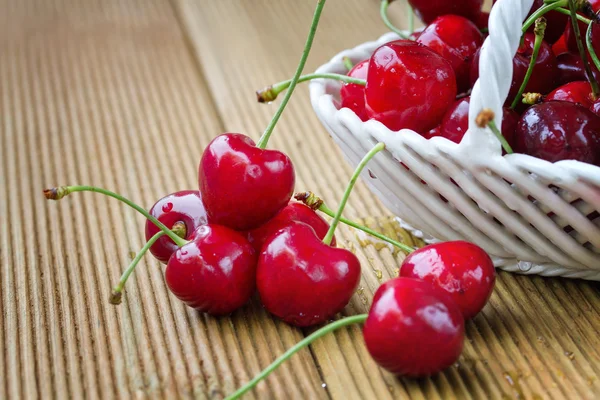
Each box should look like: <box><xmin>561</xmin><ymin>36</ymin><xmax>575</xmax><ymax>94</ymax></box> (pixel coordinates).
<box><xmin>2</xmin><ymin>1</ymin><xmax>600</xmax><ymax>398</ymax></box>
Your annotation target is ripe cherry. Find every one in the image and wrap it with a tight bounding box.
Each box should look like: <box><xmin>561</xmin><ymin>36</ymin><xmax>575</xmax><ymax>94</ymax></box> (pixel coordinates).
<box><xmin>564</xmin><ymin>0</ymin><xmax>600</xmax><ymax>53</ymax></box>
<box><xmin>474</xmin><ymin>11</ymin><xmax>489</xmax><ymax>31</ymax></box>
<box><xmin>165</xmin><ymin>224</ymin><xmax>257</xmax><ymax>315</ymax></box>
<box><xmin>556</xmin><ymin>52</ymin><xmax>600</xmax><ymax>86</ymax></box>
<box><xmin>363</xmin><ymin>277</ymin><xmax>465</xmax><ymax>377</ymax></box>
<box><xmin>545</xmin><ymin>81</ymin><xmax>595</xmax><ymax>108</ymax></box>
<box><xmin>198</xmin><ymin>133</ymin><xmax>295</xmax><ymax>231</ymax></box>
<box><xmin>494</xmin><ymin>0</ymin><xmax>567</xmax><ymax>44</ymax></box>
<box><xmin>365</xmin><ymin>40</ymin><xmax>457</xmax><ymax>133</ymax></box>
<box><xmin>515</xmin><ymin>101</ymin><xmax>600</xmax><ymax>166</ymax></box>
<box><xmin>408</xmin><ymin>0</ymin><xmax>483</xmax><ymax>24</ymax></box>
<box><xmin>416</xmin><ymin>15</ymin><xmax>483</xmax><ymax>93</ymax></box>
<box><xmin>340</xmin><ymin>60</ymin><xmax>369</xmax><ymax>121</ymax></box>
<box><xmin>246</xmin><ymin>201</ymin><xmax>335</xmax><ymax>253</ymax></box>
<box><xmin>400</xmin><ymin>241</ymin><xmax>495</xmax><ymax>319</ymax></box>
<box><xmin>145</xmin><ymin>190</ymin><xmax>207</xmax><ymax>263</ymax></box>
<box><xmin>256</xmin><ymin>221</ymin><xmax>361</xmax><ymax>327</ymax></box>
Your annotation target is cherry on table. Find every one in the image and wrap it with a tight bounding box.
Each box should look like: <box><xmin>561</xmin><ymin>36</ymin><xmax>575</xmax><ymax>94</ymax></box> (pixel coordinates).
<box><xmin>408</xmin><ymin>0</ymin><xmax>483</xmax><ymax>24</ymax></box>
<box><xmin>365</xmin><ymin>40</ymin><xmax>457</xmax><ymax>134</ymax></box>
<box><xmin>400</xmin><ymin>241</ymin><xmax>495</xmax><ymax>320</ymax></box>
<box><xmin>165</xmin><ymin>224</ymin><xmax>257</xmax><ymax>315</ymax></box>
<box><xmin>363</xmin><ymin>277</ymin><xmax>465</xmax><ymax>377</ymax></box>
<box><xmin>198</xmin><ymin>133</ymin><xmax>295</xmax><ymax>231</ymax></box>
<box><xmin>145</xmin><ymin>190</ymin><xmax>207</xmax><ymax>264</ymax></box>
<box><xmin>340</xmin><ymin>59</ymin><xmax>369</xmax><ymax>121</ymax></box>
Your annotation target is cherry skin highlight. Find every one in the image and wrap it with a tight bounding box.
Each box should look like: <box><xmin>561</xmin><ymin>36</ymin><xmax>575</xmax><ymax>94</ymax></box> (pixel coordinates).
<box><xmin>416</xmin><ymin>14</ymin><xmax>483</xmax><ymax>93</ymax></box>
<box><xmin>145</xmin><ymin>190</ymin><xmax>208</xmax><ymax>264</ymax></box>
<box><xmin>365</xmin><ymin>40</ymin><xmax>457</xmax><ymax>133</ymax></box>
<box><xmin>400</xmin><ymin>241</ymin><xmax>496</xmax><ymax>319</ymax></box>
<box><xmin>340</xmin><ymin>60</ymin><xmax>369</xmax><ymax>121</ymax></box>
<box><xmin>198</xmin><ymin>133</ymin><xmax>295</xmax><ymax>231</ymax></box>
<box><xmin>407</xmin><ymin>0</ymin><xmax>483</xmax><ymax>24</ymax></box>
<box><xmin>256</xmin><ymin>221</ymin><xmax>361</xmax><ymax>327</ymax></box>
<box><xmin>246</xmin><ymin>201</ymin><xmax>335</xmax><ymax>253</ymax></box>
<box><xmin>545</xmin><ymin>81</ymin><xmax>595</xmax><ymax>108</ymax></box>
<box><xmin>363</xmin><ymin>277</ymin><xmax>465</xmax><ymax>377</ymax></box>
<box><xmin>165</xmin><ymin>224</ymin><xmax>257</xmax><ymax>315</ymax></box>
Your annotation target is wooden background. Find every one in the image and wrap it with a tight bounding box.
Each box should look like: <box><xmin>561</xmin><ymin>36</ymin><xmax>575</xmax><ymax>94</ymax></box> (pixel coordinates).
<box><xmin>2</xmin><ymin>0</ymin><xmax>600</xmax><ymax>398</ymax></box>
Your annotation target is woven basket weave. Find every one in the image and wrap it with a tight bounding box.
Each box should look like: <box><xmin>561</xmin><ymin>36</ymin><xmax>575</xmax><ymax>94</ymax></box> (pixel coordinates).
<box><xmin>310</xmin><ymin>0</ymin><xmax>600</xmax><ymax>280</ymax></box>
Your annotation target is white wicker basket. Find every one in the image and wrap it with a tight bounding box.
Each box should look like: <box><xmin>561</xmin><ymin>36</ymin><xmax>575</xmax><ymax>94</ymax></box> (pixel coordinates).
<box><xmin>310</xmin><ymin>0</ymin><xmax>600</xmax><ymax>280</ymax></box>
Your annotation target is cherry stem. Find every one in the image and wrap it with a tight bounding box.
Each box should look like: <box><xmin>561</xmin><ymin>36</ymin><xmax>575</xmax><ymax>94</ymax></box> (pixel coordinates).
<box><xmin>511</xmin><ymin>18</ymin><xmax>547</xmax><ymax>110</ymax></box>
<box><xmin>569</xmin><ymin>0</ymin><xmax>600</xmax><ymax>99</ymax></box>
<box><xmin>587</xmin><ymin>21</ymin><xmax>600</xmax><ymax>78</ymax></box>
<box><xmin>522</xmin><ymin>0</ymin><xmax>567</xmax><ymax>32</ymax></box>
<box><xmin>475</xmin><ymin>109</ymin><xmax>514</xmax><ymax>154</ymax></box>
<box><xmin>43</xmin><ymin>185</ymin><xmax>189</xmax><ymax>247</ymax></box>
<box><xmin>554</xmin><ymin>7</ymin><xmax>593</xmax><ymax>24</ymax></box>
<box><xmin>224</xmin><ymin>314</ymin><xmax>368</xmax><ymax>400</ymax></box>
<box><xmin>342</xmin><ymin>56</ymin><xmax>354</xmax><ymax>71</ymax></box>
<box><xmin>256</xmin><ymin>73</ymin><xmax>366</xmax><ymax>103</ymax></box>
<box><xmin>256</xmin><ymin>0</ymin><xmax>326</xmax><ymax>149</ymax></box>
<box><xmin>322</xmin><ymin>143</ymin><xmax>386</xmax><ymax>245</ymax></box>
<box><xmin>380</xmin><ymin>0</ymin><xmax>410</xmax><ymax>39</ymax></box>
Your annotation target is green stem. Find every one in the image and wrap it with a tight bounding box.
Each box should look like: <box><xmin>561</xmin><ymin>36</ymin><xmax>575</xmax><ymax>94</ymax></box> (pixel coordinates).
<box><xmin>256</xmin><ymin>0</ymin><xmax>326</xmax><ymax>149</ymax></box>
<box><xmin>342</xmin><ymin>56</ymin><xmax>354</xmax><ymax>71</ymax></box>
<box><xmin>43</xmin><ymin>185</ymin><xmax>189</xmax><ymax>247</ymax></box>
<box><xmin>380</xmin><ymin>0</ymin><xmax>410</xmax><ymax>39</ymax></box>
<box><xmin>109</xmin><ymin>230</ymin><xmax>166</xmax><ymax>305</ymax></box>
<box><xmin>511</xmin><ymin>18</ymin><xmax>547</xmax><ymax>109</ymax></box>
<box><xmin>489</xmin><ymin>120</ymin><xmax>514</xmax><ymax>154</ymax></box>
<box><xmin>322</xmin><ymin>143</ymin><xmax>386</xmax><ymax>245</ymax></box>
<box><xmin>256</xmin><ymin>73</ymin><xmax>366</xmax><ymax>103</ymax></box>
<box><xmin>225</xmin><ymin>314</ymin><xmax>368</xmax><ymax>400</ymax></box>
<box><xmin>407</xmin><ymin>1</ymin><xmax>414</xmax><ymax>34</ymax></box>
<box><xmin>587</xmin><ymin>21</ymin><xmax>600</xmax><ymax>78</ymax></box>
<box><xmin>554</xmin><ymin>7</ymin><xmax>593</xmax><ymax>24</ymax></box>
<box><xmin>571</xmin><ymin>1</ymin><xmax>600</xmax><ymax>99</ymax></box>
<box><xmin>522</xmin><ymin>0</ymin><xmax>567</xmax><ymax>32</ymax></box>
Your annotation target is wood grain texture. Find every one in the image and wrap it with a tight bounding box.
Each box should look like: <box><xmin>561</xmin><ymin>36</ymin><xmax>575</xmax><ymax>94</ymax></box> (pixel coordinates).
<box><xmin>1</xmin><ymin>0</ymin><xmax>599</xmax><ymax>398</ymax></box>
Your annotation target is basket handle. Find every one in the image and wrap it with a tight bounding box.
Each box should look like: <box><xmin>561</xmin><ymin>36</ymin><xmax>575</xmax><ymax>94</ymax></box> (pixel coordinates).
<box><xmin>462</xmin><ymin>0</ymin><xmax>535</xmax><ymax>153</ymax></box>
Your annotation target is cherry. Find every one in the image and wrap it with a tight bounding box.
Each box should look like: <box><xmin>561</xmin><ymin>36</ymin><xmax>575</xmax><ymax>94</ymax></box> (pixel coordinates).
<box><xmin>363</xmin><ymin>277</ymin><xmax>464</xmax><ymax>377</ymax></box>
<box><xmin>564</xmin><ymin>0</ymin><xmax>600</xmax><ymax>53</ymax></box>
<box><xmin>165</xmin><ymin>224</ymin><xmax>257</xmax><ymax>315</ymax></box>
<box><xmin>246</xmin><ymin>201</ymin><xmax>335</xmax><ymax>253</ymax></box>
<box><xmin>198</xmin><ymin>133</ymin><xmax>295</xmax><ymax>231</ymax></box>
<box><xmin>256</xmin><ymin>221</ymin><xmax>360</xmax><ymax>327</ymax></box>
<box><xmin>545</xmin><ymin>81</ymin><xmax>595</xmax><ymax>108</ymax></box>
<box><xmin>556</xmin><ymin>52</ymin><xmax>600</xmax><ymax>86</ymax></box>
<box><xmin>474</xmin><ymin>11</ymin><xmax>489</xmax><ymax>31</ymax></box>
<box><xmin>145</xmin><ymin>190</ymin><xmax>207</xmax><ymax>263</ymax></box>
<box><xmin>515</xmin><ymin>101</ymin><xmax>600</xmax><ymax>166</ymax></box>
<box><xmin>399</xmin><ymin>241</ymin><xmax>495</xmax><ymax>319</ymax></box>
<box><xmin>495</xmin><ymin>0</ymin><xmax>568</xmax><ymax>44</ymax></box>
<box><xmin>591</xmin><ymin>98</ymin><xmax>600</xmax><ymax>116</ymax></box>
<box><xmin>417</xmin><ymin>15</ymin><xmax>483</xmax><ymax>93</ymax></box>
<box><xmin>407</xmin><ymin>0</ymin><xmax>483</xmax><ymax>24</ymax></box>
<box><xmin>340</xmin><ymin>60</ymin><xmax>369</xmax><ymax>121</ymax></box>
<box><xmin>365</xmin><ymin>40</ymin><xmax>457</xmax><ymax>133</ymax></box>
<box><xmin>471</xmin><ymin>33</ymin><xmax>558</xmax><ymax>104</ymax></box>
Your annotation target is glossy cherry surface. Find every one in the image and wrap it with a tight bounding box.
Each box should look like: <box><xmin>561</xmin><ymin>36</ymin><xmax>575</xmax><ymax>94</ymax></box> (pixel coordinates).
<box><xmin>198</xmin><ymin>133</ymin><xmax>295</xmax><ymax>231</ymax></box>
<box><xmin>417</xmin><ymin>15</ymin><xmax>483</xmax><ymax>93</ymax></box>
<box><xmin>246</xmin><ymin>201</ymin><xmax>335</xmax><ymax>253</ymax></box>
<box><xmin>545</xmin><ymin>81</ymin><xmax>595</xmax><ymax>108</ymax></box>
<box><xmin>365</xmin><ymin>40</ymin><xmax>457</xmax><ymax>133</ymax></box>
<box><xmin>515</xmin><ymin>101</ymin><xmax>600</xmax><ymax>166</ymax></box>
<box><xmin>340</xmin><ymin>60</ymin><xmax>369</xmax><ymax>121</ymax></box>
<box><xmin>145</xmin><ymin>190</ymin><xmax>208</xmax><ymax>264</ymax></box>
<box><xmin>165</xmin><ymin>224</ymin><xmax>257</xmax><ymax>315</ymax></box>
<box><xmin>400</xmin><ymin>241</ymin><xmax>496</xmax><ymax>319</ymax></box>
<box><xmin>363</xmin><ymin>277</ymin><xmax>465</xmax><ymax>377</ymax></box>
<box><xmin>408</xmin><ymin>0</ymin><xmax>483</xmax><ymax>24</ymax></box>
<box><xmin>556</xmin><ymin>53</ymin><xmax>600</xmax><ymax>86</ymax></box>
<box><xmin>256</xmin><ymin>221</ymin><xmax>361</xmax><ymax>327</ymax></box>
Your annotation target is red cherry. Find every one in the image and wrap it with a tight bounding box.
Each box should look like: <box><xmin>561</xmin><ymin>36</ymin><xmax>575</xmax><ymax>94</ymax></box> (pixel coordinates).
<box><xmin>340</xmin><ymin>60</ymin><xmax>369</xmax><ymax>121</ymax></box>
<box><xmin>365</xmin><ymin>40</ymin><xmax>457</xmax><ymax>133</ymax></box>
<box><xmin>145</xmin><ymin>190</ymin><xmax>207</xmax><ymax>264</ymax></box>
<box><xmin>417</xmin><ymin>15</ymin><xmax>483</xmax><ymax>93</ymax></box>
<box><xmin>198</xmin><ymin>133</ymin><xmax>295</xmax><ymax>231</ymax></box>
<box><xmin>399</xmin><ymin>241</ymin><xmax>495</xmax><ymax>319</ymax></box>
<box><xmin>494</xmin><ymin>0</ymin><xmax>567</xmax><ymax>44</ymax></box>
<box><xmin>256</xmin><ymin>221</ymin><xmax>361</xmax><ymax>327</ymax></box>
<box><xmin>165</xmin><ymin>224</ymin><xmax>257</xmax><ymax>315</ymax></box>
<box><xmin>591</xmin><ymin>98</ymin><xmax>600</xmax><ymax>117</ymax></box>
<box><xmin>564</xmin><ymin>0</ymin><xmax>600</xmax><ymax>53</ymax></box>
<box><xmin>407</xmin><ymin>0</ymin><xmax>483</xmax><ymax>24</ymax></box>
<box><xmin>545</xmin><ymin>81</ymin><xmax>595</xmax><ymax>108</ymax></box>
<box><xmin>515</xmin><ymin>101</ymin><xmax>600</xmax><ymax>166</ymax></box>
<box><xmin>556</xmin><ymin>52</ymin><xmax>600</xmax><ymax>86</ymax></box>
<box><xmin>363</xmin><ymin>277</ymin><xmax>465</xmax><ymax>377</ymax></box>
<box><xmin>471</xmin><ymin>33</ymin><xmax>558</xmax><ymax>104</ymax></box>
<box><xmin>246</xmin><ymin>201</ymin><xmax>335</xmax><ymax>253</ymax></box>
<box><xmin>474</xmin><ymin>11</ymin><xmax>489</xmax><ymax>31</ymax></box>
<box><xmin>552</xmin><ymin>33</ymin><xmax>569</xmax><ymax>57</ymax></box>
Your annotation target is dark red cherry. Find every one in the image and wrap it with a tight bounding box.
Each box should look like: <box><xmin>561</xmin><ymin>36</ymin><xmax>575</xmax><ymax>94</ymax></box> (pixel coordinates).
<box><xmin>246</xmin><ymin>201</ymin><xmax>335</xmax><ymax>253</ymax></box>
<box><xmin>471</xmin><ymin>33</ymin><xmax>558</xmax><ymax>103</ymax></box>
<box><xmin>145</xmin><ymin>190</ymin><xmax>208</xmax><ymax>264</ymax></box>
<box><xmin>365</xmin><ymin>40</ymin><xmax>457</xmax><ymax>133</ymax></box>
<box><xmin>198</xmin><ymin>133</ymin><xmax>295</xmax><ymax>231</ymax></box>
<box><xmin>493</xmin><ymin>0</ymin><xmax>567</xmax><ymax>44</ymax></box>
<box><xmin>340</xmin><ymin>60</ymin><xmax>369</xmax><ymax>121</ymax></box>
<box><xmin>408</xmin><ymin>0</ymin><xmax>483</xmax><ymax>24</ymax></box>
<box><xmin>545</xmin><ymin>81</ymin><xmax>595</xmax><ymax>108</ymax></box>
<box><xmin>417</xmin><ymin>15</ymin><xmax>483</xmax><ymax>93</ymax></box>
<box><xmin>165</xmin><ymin>224</ymin><xmax>257</xmax><ymax>315</ymax></box>
<box><xmin>256</xmin><ymin>221</ymin><xmax>361</xmax><ymax>327</ymax></box>
<box><xmin>556</xmin><ymin>53</ymin><xmax>600</xmax><ymax>86</ymax></box>
<box><xmin>564</xmin><ymin>0</ymin><xmax>600</xmax><ymax>53</ymax></box>
<box><xmin>474</xmin><ymin>11</ymin><xmax>489</xmax><ymax>31</ymax></box>
<box><xmin>363</xmin><ymin>277</ymin><xmax>465</xmax><ymax>377</ymax></box>
<box><xmin>591</xmin><ymin>99</ymin><xmax>600</xmax><ymax>117</ymax></box>
<box><xmin>400</xmin><ymin>241</ymin><xmax>495</xmax><ymax>319</ymax></box>
<box><xmin>515</xmin><ymin>101</ymin><xmax>600</xmax><ymax>166</ymax></box>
